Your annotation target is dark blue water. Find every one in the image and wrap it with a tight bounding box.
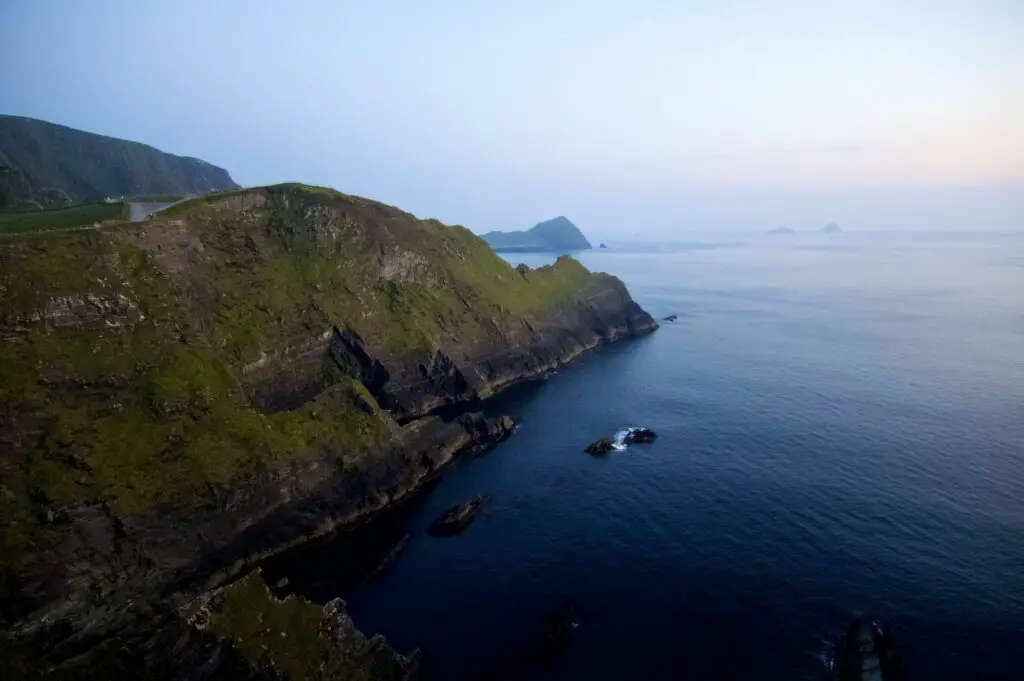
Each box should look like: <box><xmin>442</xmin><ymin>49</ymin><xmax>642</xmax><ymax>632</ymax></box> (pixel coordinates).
<box><xmin>278</xmin><ymin>232</ymin><xmax>1024</xmax><ymax>680</ymax></box>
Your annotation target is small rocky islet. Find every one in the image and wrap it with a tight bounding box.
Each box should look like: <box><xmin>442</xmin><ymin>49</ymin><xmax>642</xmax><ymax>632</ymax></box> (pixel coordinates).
<box><xmin>427</xmin><ymin>495</ymin><xmax>491</xmax><ymax>536</ymax></box>
<box><xmin>585</xmin><ymin>427</ymin><xmax>658</xmax><ymax>455</ymax></box>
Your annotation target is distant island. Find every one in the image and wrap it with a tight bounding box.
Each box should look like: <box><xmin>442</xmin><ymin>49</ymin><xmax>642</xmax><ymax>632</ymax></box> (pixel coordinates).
<box><xmin>599</xmin><ymin>242</ymin><xmax>608</xmax><ymax>249</ymax></box>
<box><xmin>768</xmin><ymin>226</ymin><xmax>794</xmax><ymax>235</ymax></box>
<box><xmin>822</xmin><ymin>222</ymin><xmax>842</xmax><ymax>233</ymax></box>
<box><xmin>482</xmin><ymin>216</ymin><xmax>592</xmax><ymax>253</ymax></box>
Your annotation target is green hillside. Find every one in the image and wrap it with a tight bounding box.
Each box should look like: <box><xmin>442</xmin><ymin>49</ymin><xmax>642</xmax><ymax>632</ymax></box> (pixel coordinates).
<box><xmin>0</xmin><ymin>115</ymin><xmax>238</xmax><ymax>209</ymax></box>
<box><xmin>0</xmin><ymin>202</ymin><xmax>126</xmax><ymax>236</ymax></box>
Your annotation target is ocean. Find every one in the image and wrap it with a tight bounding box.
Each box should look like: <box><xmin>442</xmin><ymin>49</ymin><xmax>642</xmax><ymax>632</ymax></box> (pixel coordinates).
<box><xmin>267</xmin><ymin>231</ymin><xmax>1024</xmax><ymax>680</ymax></box>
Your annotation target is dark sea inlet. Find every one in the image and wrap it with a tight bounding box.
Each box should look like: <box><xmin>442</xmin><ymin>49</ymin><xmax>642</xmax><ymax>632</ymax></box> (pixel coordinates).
<box><xmin>271</xmin><ymin>232</ymin><xmax>1024</xmax><ymax>680</ymax></box>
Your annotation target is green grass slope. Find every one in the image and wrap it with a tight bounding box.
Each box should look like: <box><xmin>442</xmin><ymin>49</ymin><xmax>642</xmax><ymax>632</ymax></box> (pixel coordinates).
<box><xmin>0</xmin><ymin>202</ymin><xmax>126</xmax><ymax>236</ymax></box>
<box><xmin>0</xmin><ymin>115</ymin><xmax>238</xmax><ymax>209</ymax></box>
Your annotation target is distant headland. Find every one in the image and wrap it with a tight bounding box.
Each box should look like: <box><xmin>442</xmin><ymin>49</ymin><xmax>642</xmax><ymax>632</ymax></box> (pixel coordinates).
<box><xmin>482</xmin><ymin>216</ymin><xmax>592</xmax><ymax>253</ymax></box>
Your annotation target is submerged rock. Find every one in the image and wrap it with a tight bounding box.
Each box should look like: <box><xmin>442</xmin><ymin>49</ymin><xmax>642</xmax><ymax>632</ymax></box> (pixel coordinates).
<box><xmin>365</xmin><ymin>533</ymin><xmax>411</xmax><ymax>581</ymax></box>
<box><xmin>427</xmin><ymin>495</ymin><xmax>491</xmax><ymax>536</ymax></box>
<box><xmin>624</xmin><ymin>427</ymin><xmax>657</xmax><ymax>445</ymax></box>
<box><xmin>538</xmin><ymin>602</ymin><xmax>580</xmax><ymax>656</ymax></box>
<box><xmin>585</xmin><ymin>438</ymin><xmax>615</xmax><ymax>455</ymax></box>
<box><xmin>831</xmin><ymin>618</ymin><xmax>906</xmax><ymax>681</ymax></box>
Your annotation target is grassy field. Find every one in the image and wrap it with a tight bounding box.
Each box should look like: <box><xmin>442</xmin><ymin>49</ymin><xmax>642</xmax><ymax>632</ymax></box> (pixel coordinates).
<box><xmin>0</xmin><ymin>202</ymin><xmax>126</xmax><ymax>236</ymax></box>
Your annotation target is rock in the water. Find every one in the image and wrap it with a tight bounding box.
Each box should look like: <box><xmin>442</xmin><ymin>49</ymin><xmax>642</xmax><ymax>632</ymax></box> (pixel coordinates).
<box><xmin>663</xmin><ymin>314</ymin><xmax>678</xmax><ymax>322</ymax></box>
<box><xmin>365</xmin><ymin>533</ymin><xmax>410</xmax><ymax>581</ymax></box>
<box><xmin>831</xmin><ymin>618</ymin><xmax>906</xmax><ymax>681</ymax></box>
<box><xmin>585</xmin><ymin>438</ymin><xmax>615</xmax><ymax>455</ymax></box>
<box><xmin>538</xmin><ymin>602</ymin><xmax>580</xmax><ymax>655</ymax></box>
<box><xmin>624</xmin><ymin>427</ymin><xmax>657</xmax><ymax>445</ymax></box>
<box><xmin>599</xmin><ymin>242</ymin><xmax>608</xmax><ymax>249</ymax></box>
<box><xmin>427</xmin><ymin>495</ymin><xmax>491</xmax><ymax>536</ymax></box>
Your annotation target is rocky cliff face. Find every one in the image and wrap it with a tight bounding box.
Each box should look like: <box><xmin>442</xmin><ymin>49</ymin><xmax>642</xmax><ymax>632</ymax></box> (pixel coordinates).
<box><xmin>0</xmin><ymin>184</ymin><xmax>656</xmax><ymax>678</ymax></box>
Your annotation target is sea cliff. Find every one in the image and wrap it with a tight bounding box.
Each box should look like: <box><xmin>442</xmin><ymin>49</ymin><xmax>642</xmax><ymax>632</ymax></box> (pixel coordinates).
<box><xmin>0</xmin><ymin>184</ymin><xmax>656</xmax><ymax>678</ymax></box>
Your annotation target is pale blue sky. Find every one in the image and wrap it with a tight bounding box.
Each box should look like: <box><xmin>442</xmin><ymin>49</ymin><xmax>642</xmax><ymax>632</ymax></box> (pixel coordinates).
<box><xmin>1</xmin><ymin>0</ymin><xmax>1021</xmax><ymax>233</ymax></box>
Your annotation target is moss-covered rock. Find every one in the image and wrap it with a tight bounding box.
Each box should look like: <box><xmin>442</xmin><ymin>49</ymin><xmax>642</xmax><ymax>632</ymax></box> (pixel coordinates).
<box><xmin>202</xmin><ymin>571</ymin><xmax>417</xmax><ymax>681</ymax></box>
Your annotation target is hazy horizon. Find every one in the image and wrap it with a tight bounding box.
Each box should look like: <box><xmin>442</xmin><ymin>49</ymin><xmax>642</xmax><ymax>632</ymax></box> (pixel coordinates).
<box><xmin>1</xmin><ymin>0</ymin><xmax>1021</xmax><ymax>235</ymax></box>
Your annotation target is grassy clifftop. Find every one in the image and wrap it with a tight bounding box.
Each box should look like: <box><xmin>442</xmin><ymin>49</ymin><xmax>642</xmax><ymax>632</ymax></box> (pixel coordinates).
<box><xmin>0</xmin><ymin>184</ymin><xmax>635</xmax><ymax>615</ymax></box>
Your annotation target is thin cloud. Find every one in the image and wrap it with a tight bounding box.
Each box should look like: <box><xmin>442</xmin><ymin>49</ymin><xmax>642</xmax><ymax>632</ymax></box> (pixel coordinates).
<box><xmin>824</xmin><ymin>144</ymin><xmax>864</xmax><ymax>154</ymax></box>
<box><xmin>701</xmin><ymin>152</ymin><xmax>736</xmax><ymax>163</ymax></box>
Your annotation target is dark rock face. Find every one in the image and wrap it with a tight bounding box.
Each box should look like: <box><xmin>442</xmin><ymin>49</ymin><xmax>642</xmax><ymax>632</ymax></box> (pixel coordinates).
<box><xmin>831</xmin><ymin>619</ymin><xmax>906</xmax><ymax>681</ymax></box>
<box><xmin>427</xmin><ymin>495</ymin><xmax>491</xmax><ymax>536</ymax></box>
<box><xmin>585</xmin><ymin>438</ymin><xmax>616</xmax><ymax>455</ymax></box>
<box><xmin>348</xmin><ymin>282</ymin><xmax>658</xmax><ymax>422</ymax></box>
<box><xmin>624</xmin><ymin>427</ymin><xmax>657</xmax><ymax>445</ymax></box>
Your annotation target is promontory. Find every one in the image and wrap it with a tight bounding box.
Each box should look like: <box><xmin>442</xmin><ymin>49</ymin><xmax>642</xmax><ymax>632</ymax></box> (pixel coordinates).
<box><xmin>0</xmin><ymin>183</ymin><xmax>656</xmax><ymax>679</ymax></box>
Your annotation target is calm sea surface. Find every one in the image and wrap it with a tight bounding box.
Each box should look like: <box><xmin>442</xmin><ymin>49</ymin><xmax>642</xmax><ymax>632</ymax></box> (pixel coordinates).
<box><xmin>271</xmin><ymin>232</ymin><xmax>1024</xmax><ymax>680</ymax></box>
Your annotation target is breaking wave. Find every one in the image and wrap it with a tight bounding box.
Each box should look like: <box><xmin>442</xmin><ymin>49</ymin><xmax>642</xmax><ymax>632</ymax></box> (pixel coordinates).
<box><xmin>612</xmin><ymin>427</ymin><xmax>642</xmax><ymax>451</ymax></box>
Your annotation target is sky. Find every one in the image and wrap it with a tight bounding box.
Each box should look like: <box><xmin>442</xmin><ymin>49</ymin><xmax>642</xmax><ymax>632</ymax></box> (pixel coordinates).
<box><xmin>1</xmin><ymin>0</ymin><xmax>1022</xmax><ymax>234</ymax></box>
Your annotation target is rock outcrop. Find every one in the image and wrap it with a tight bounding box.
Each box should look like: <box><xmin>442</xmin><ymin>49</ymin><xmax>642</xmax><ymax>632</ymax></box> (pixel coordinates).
<box><xmin>585</xmin><ymin>438</ymin><xmax>616</xmax><ymax>455</ymax></box>
<box><xmin>427</xmin><ymin>495</ymin><xmax>491</xmax><ymax>536</ymax></box>
<box><xmin>0</xmin><ymin>183</ymin><xmax>657</xmax><ymax>677</ymax></box>
<box><xmin>624</xmin><ymin>427</ymin><xmax>657</xmax><ymax>444</ymax></box>
<box><xmin>830</xmin><ymin>619</ymin><xmax>906</xmax><ymax>680</ymax></box>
